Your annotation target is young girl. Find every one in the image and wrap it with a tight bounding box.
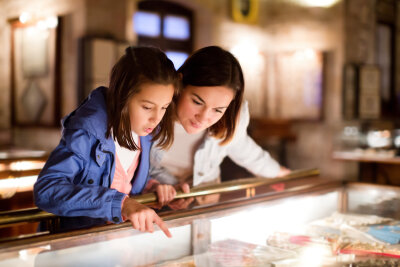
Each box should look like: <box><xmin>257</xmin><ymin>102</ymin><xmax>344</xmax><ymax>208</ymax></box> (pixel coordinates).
<box><xmin>148</xmin><ymin>46</ymin><xmax>290</xmax><ymax>208</ymax></box>
<box><xmin>34</xmin><ymin>46</ymin><xmax>179</xmax><ymax>237</ymax></box>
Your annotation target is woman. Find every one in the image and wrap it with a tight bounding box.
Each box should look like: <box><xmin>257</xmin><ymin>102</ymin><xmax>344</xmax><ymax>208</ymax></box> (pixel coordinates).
<box><xmin>34</xmin><ymin>46</ymin><xmax>179</xmax><ymax>236</ymax></box>
<box><xmin>147</xmin><ymin>46</ymin><xmax>290</xmax><ymax>206</ymax></box>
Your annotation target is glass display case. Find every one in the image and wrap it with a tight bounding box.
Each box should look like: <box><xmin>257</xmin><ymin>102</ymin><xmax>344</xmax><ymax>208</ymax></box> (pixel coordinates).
<box><xmin>0</xmin><ymin>148</ymin><xmax>48</xmax><ymax>238</ymax></box>
<box><xmin>0</xmin><ymin>148</ymin><xmax>47</xmax><ymax>199</ymax></box>
<box><xmin>1</xmin><ymin>178</ymin><xmax>400</xmax><ymax>266</ymax></box>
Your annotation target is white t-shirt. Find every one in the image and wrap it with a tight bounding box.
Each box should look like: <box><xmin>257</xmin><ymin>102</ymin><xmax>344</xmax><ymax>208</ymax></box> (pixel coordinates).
<box><xmin>113</xmin><ymin>131</ymin><xmax>140</xmax><ymax>173</ymax></box>
<box><xmin>161</xmin><ymin>122</ymin><xmax>205</xmax><ymax>183</ymax></box>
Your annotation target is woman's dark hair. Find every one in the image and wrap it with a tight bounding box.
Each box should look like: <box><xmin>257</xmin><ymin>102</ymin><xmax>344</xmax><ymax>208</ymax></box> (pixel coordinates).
<box><xmin>178</xmin><ymin>46</ymin><xmax>244</xmax><ymax>145</ymax></box>
<box><xmin>106</xmin><ymin>46</ymin><xmax>179</xmax><ymax>150</ymax></box>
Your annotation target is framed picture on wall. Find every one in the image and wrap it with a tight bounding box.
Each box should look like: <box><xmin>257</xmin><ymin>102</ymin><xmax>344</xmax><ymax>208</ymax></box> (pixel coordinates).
<box><xmin>10</xmin><ymin>17</ymin><xmax>61</xmax><ymax>127</ymax></box>
<box><xmin>273</xmin><ymin>50</ymin><xmax>325</xmax><ymax>121</ymax></box>
<box><xmin>231</xmin><ymin>0</ymin><xmax>259</xmax><ymax>24</ymax></box>
<box><xmin>79</xmin><ymin>37</ymin><xmax>129</xmax><ymax>102</ymax></box>
<box><xmin>358</xmin><ymin>65</ymin><xmax>380</xmax><ymax>119</ymax></box>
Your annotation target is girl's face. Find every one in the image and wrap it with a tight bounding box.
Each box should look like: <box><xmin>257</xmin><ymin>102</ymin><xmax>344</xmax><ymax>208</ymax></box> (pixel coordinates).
<box><xmin>177</xmin><ymin>85</ymin><xmax>235</xmax><ymax>134</ymax></box>
<box><xmin>128</xmin><ymin>83</ymin><xmax>174</xmax><ymax>136</ymax></box>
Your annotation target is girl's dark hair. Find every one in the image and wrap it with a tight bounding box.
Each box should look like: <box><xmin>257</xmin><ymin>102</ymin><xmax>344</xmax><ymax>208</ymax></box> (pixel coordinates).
<box><xmin>106</xmin><ymin>46</ymin><xmax>179</xmax><ymax>150</ymax></box>
<box><xmin>178</xmin><ymin>46</ymin><xmax>244</xmax><ymax>145</ymax></box>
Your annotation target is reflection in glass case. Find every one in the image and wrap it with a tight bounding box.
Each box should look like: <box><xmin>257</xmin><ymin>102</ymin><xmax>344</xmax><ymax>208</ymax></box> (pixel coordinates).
<box><xmin>2</xmin><ymin>181</ymin><xmax>400</xmax><ymax>266</ymax></box>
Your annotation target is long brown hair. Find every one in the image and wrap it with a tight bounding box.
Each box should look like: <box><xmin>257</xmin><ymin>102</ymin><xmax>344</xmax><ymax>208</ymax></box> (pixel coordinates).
<box><xmin>106</xmin><ymin>46</ymin><xmax>179</xmax><ymax>150</ymax></box>
<box><xmin>178</xmin><ymin>46</ymin><xmax>244</xmax><ymax>145</ymax></box>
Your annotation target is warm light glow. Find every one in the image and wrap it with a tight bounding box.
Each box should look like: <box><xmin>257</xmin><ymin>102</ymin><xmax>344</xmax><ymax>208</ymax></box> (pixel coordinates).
<box><xmin>298</xmin><ymin>244</ymin><xmax>332</xmax><ymax>266</ymax></box>
<box><xmin>36</xmin><ymin>20</ymin><xmax>47</xmax><ymax>30</ymax></box>
<box><xmin>0</xmin><ymin>175</ymin><xmax>37</xmax><ymax>198</ymax></box>
<box><xmin>19</xmin><ymin>245</ymin><xmax>51</xmax><ymax>261</ymax></box>
<box><xmin>0</xmin><ymin>175</ymin><xmax>37</xmax><ymax>188</ymax></box>
<box><xmin>293</xmin><ymin>49</ymin><xmax>317</xmax><ymax>61</ymax></box>
<box><xmin>230</xmin><ymin>42</ymin><xmax>260</xmax><ymax>64</ymax></box>
<box><xmin>46</xmin><ymin>16</ymin><xmax>58</xmax><ymax>28</ymax></box>
<box><xmin>17</xmin><ymin>13</ymin><xmax>58</xmax><ymax>28</ymax></box>
<box><xmin>9</xmin><ymin>160</ymin><xmax>44</xmax><ymax>171</ymax></box>
<box><xmin>211</xmin><ymin>193</ymin><xmax>338</xmax><ymax>245</ymax></box>
<box><xmin>294</xmin><ymin>0</ymin><xmax>340</xmax><ymax>7</ymax></box>
<box><xmin>19</xmin><ymin>12</ymin><xmax>31</xmax><ymax>24</ymax></box>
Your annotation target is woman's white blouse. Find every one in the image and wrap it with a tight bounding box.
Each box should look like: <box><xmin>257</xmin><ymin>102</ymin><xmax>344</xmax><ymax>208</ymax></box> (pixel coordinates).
<box><xmin>150</xmin><ymin>101</ymin><xmax>281</xmax><ymax>186</ymax></box>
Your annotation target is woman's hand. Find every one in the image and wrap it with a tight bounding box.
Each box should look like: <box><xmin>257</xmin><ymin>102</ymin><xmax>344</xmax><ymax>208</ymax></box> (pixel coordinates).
<box><xmin>277</xmin><ymin>166</ymin><xmax>291</xmax><ymax>177</ymax></box>
<box><xmin>121</xmin><ymin>197</ymin><xmax>171</xmax><ymax>238</ymax></box>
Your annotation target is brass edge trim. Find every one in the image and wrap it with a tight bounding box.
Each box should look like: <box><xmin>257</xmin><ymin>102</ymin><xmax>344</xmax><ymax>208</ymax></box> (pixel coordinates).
<box><xmin>133</xmin><ymin>168</ymin><xmax>319</xmax><ymax>203</ymax></box>
<box><xmin>0</xmin><ymin>168</ymin><xmax>319</xmax><ymax>227</ymax></box>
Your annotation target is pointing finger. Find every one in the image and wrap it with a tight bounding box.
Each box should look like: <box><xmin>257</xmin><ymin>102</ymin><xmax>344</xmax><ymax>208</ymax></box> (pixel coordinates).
<box><xmin>154</xmin><ymin>215</ymin><xmax>172</xmax><ymax>238</ymax></box>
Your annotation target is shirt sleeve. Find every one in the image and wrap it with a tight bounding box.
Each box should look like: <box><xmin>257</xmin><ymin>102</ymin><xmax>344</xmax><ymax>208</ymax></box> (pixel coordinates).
<box><xmin>227</xmin><ymin>102</ymin><xmax>281</xmax><ymax>178</ymax></box>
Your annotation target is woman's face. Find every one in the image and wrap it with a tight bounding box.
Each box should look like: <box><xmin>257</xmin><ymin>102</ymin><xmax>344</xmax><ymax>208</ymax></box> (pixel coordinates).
<box><xmin>177</xmin><ymin>85</ymin><xmax>235</xmax><ymax>134</ymax></box>
<box><xmin>128</xmin><ymin>82</ymin><xmax>174</xmax><ymax>136</ymax></box>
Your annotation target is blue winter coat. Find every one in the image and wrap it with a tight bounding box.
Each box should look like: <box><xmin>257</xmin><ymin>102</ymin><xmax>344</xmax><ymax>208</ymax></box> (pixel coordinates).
<box><xmin>34</xmin><ymin>87</ymin><xmax>152</xmax><ymax>231</ymax></box>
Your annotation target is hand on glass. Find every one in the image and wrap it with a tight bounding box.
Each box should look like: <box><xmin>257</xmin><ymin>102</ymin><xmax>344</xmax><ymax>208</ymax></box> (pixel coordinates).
<box><xmin>121</xmin><ymin>197</ymin><xmax>172</xmax><ymax>238</ymax></box>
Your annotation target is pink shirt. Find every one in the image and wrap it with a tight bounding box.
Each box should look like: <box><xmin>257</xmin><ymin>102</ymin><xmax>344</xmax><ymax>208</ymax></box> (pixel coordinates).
<box><xmin>111</xmin><ymin>144</ymin><xmax>141</xmax><ymax>195</ymax></box>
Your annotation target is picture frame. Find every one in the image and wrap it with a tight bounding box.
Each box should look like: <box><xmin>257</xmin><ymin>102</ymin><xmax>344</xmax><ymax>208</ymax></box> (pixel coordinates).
<box><xmin>231</xmin><ymin>0</ymin><xmax>259</xmax><ymax>24</ymax></box>
<box><xmin>273</xmin><ymin>50</ymin><xmax>325</xmax><ymax>121</ymax></box>
<box><xmin>79</xmin><ymin>37</ymin><xmax>129</xmax><ymax>102</ymax></box>
<box><xmin>358</xmin><ymin>65</ymin><xmax>380</xmax><ymax>119</ymax></box>
<box><xmin>10</xmin><ymin>18</ymin><xmax>61</xmax><ymax>127</ymax></box>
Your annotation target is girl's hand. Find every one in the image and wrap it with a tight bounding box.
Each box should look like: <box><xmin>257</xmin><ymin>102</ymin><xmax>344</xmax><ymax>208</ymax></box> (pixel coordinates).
<box><xmin>121</xmin><ymin>197</ymin><xmax>171</xmax><ymax>238</ymax></box>
<box><xmin>155</xmin><ymin>184</ymin><xmax>177</xmax><ymax>206</ymax></box>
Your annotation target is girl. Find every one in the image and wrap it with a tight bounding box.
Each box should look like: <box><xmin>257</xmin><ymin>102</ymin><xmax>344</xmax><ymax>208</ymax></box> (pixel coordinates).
<box><xmin>148</xmin><ymin>46</ymin><xmax>290</xmax><ymax>207</ymax></box>
<box><xmin>34</xmin><ymin>46</ymin><xmax>179</xmax><ymax>237</ymax></box>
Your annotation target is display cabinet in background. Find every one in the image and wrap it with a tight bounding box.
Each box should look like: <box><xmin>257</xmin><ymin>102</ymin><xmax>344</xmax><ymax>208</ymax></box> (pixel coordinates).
<box><xmin>0</xmin><ymin>148</ymin><xmax>47</xmax><ymax>237</ymax></box>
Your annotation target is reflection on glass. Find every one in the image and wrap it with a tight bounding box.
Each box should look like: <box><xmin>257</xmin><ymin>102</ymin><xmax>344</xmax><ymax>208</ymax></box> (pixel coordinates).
<box><xmin>0</xmin><ymin>160</ymin><xmax>44</xmax><ymax>172</ymax></box>
<box><xmin>163</xmin><ymin>15</ymin><xmax>190</xmax><ymax>40</ymax></box>
<box><xmin>133</xmin><ymin>11</ymin><xmax>160</xmax><ymax>37</ymax></box>
<box><xmin>211</xmin><ymin>193</ymin><xmax>338</xmax><ymax>245</ymax></box>
<box><xmin>0</xmin><ymin>175</ymin><xmax>37</xmax><ymax>198</ymax></box>
<box><xmin>165</xmin><ymin>51</ymin><xmax>188</xmax><ymax>69</ymax></box>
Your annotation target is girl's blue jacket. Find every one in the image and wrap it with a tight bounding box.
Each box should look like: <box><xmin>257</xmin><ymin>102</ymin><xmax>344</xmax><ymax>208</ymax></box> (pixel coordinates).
<box><xmin>34</xmin><ymin>87</ymin><xmax>152</xmax><ymax>230</ymax></box>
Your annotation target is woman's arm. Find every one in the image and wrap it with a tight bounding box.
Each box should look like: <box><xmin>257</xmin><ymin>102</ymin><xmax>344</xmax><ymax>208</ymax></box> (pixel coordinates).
<box><xmin>226</xmin><ymin>102</ymin><xmax>283</xmax><ymax>178</ymax></box>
